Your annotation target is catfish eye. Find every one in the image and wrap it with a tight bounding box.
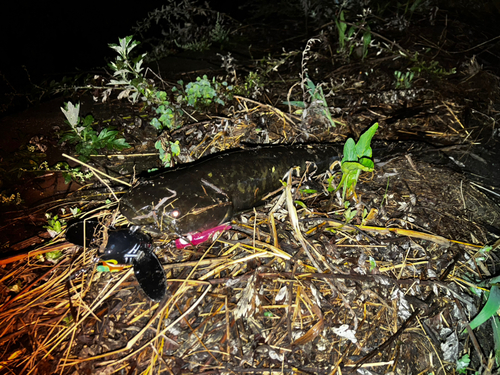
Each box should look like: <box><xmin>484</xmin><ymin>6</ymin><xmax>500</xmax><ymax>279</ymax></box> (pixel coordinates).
<box><xmin>170</xmin><ymin>209</ymin><xmax>181</xmax><ymax>219</ymax></box>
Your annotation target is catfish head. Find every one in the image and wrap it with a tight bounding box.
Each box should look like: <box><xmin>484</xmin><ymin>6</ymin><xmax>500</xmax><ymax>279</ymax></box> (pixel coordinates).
<box><xmin>120</xmin><ymin>175</ymin><xmax>233</xmax><ymax>235</ymax></box>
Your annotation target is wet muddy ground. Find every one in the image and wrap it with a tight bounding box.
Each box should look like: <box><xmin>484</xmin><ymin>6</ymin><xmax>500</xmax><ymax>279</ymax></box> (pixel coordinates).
<box><xmin>1</xmin><ymin>2</ymin><xmax>500</xmax><ymax>374</ymax></box>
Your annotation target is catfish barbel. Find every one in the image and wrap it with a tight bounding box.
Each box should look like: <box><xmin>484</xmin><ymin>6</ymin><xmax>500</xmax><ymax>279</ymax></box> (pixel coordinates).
<box><xmin>120</xmin><ymin>144</ymin><xmax>342</xmax><ymax>239</ymax></box>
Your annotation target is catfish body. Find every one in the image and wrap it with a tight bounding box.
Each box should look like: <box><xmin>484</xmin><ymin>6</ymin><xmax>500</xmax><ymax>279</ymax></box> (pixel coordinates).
<box><xmin>120</xmin><ymin>144</ymin><xmax>341</xmax><ymax>235</ymax></box>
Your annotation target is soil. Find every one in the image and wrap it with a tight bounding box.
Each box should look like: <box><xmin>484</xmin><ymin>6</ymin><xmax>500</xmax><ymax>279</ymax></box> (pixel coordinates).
<box><xmin>1</xmin><ymin>2</ymin><xmax>500</xmax><ymax>374</ymax></box>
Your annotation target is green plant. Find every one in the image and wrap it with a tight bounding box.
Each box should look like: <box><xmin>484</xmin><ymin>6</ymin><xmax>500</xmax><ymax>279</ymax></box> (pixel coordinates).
<box><xmin>44</xmin><ymin>213</ymin><xmax>65</xmax><ymax>238</ymax></box>
<box><xmin>394</xmin><ymin>70</ymin><xmax>414</xmax><ymax>89</ymax></box>
<box><xmin>466</xmin><ymin>284</ymin><xmax>500</xmax><ymax>332</ymax></box>
<box><xmin>344</xmin><ymin>206</ymin><xmax>357</xmax><ymax>223</ymax></box>
<box><xmin>175</xmin><ymin>75</ymin><xmax>232</xmax><ymax>109</ymax></box>
<box><xmin>334</xmin><ymin>9</ymin><xmax>372</xmax><ymax>60</ymax></box>
<box><xmin>54</xmin><ymin>162</ymin><xmax>94</xmax><ymax>184</ymax></box>
<box><xmin>335</xmin><ymin>10</ymin><xmax>352</xmax><ymax>54</ymax></box>
<box><xmin>108</xmin><ymin>36</ymin><xmax>185</xmax><ymax>165</ymax></box>
<box><xmin>332</xmin><ymin>123</ymin><xmax>379</xmax><ymax>200</ymax></box>
<box><xmin>456</xmin><ymin>354</ymin><xmax>470</xmax><ymax>374</ymax></box>
<box><xmin>21</xmin><ymin>160</ymin><xmax>93</xmax><ymax>185</ymax></box>
<box><xmin>132</xmin><ymin>1</ymin><xmax>227</xmax><ymax>60</ymax></box>
<box><xmin>108</xmin><ymin>36</ymin><xmax>150</xmax><ymax>103</ymax></box>
<box><xmin>175</xmin><ymin>13</ymin><xmax>230</xmax><ymax>52</ymax></box>
<box><xmin>398</xmin><ymin>51</ymin><xmax>456</xmax><ymax>79</ymax></box>
<box><xmin>288</xmin><ymin>77</ymin><xmax>337</xmax><ymax>127</ymax></box>
<box><xmin>210</xmin><ymin>13</ymin><xmax>230</xmax><ymax>45</ymax></box>
<box><xmin>60</xmin><ymin>102</ymin><xmax>130</xmax><ymax>161</ymax></box>
<box><xmin>368</xmin><ymin>256</ymin><xmax>377</xmax><ymax>271</ymax></box>
<box><xmin>70</xmin><ymin>207</ymin><xmax>81</xmax><ymax>217</ymax></box>
<box><xmin>155</xmin><ymin>139</ymin><xmax>181</xmax><ymax>167</ymax></box>
<box><xmin>462</xmin><ymin>269</ymin><xmax>500</xmax><ymax>368</ymax></box>
<box><xmin>175</xmin><ymin>38</ymin><xmax>212</xmax><ymax>52</ymax></box>
<box><xmin>107</xmin><ymin>37</ymin><xmax>233</xmax><ymax>165</ymax></box>
<box><xmin>150</xmin><ymin>90</ymin><xmax>180</xmax><ymax>131</ymax></box>
<box><xmin>284</xmin><ymin>39</ymin><xmax>337</xmax><ymax>127</ymax></box>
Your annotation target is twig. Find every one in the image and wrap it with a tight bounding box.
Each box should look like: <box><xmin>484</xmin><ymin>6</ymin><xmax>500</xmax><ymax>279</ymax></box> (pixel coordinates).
<box><xmin>62</xmin><ymin>153</ymin><xmax>131</xmax><ymax>187</ymax></box>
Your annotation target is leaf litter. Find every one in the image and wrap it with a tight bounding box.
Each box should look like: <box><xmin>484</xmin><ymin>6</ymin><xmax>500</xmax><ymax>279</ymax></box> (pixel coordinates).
<box><xmin>1</xmin><ymin>7</ymin><xmax>500</xmax><ymax>375</ymax></box>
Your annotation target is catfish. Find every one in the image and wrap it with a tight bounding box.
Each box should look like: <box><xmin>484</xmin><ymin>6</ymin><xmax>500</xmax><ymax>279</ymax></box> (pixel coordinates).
<box><xmin>120</xmin><ymin>144</ymin><xmax>341</xmax><ymax>238</ymax></box>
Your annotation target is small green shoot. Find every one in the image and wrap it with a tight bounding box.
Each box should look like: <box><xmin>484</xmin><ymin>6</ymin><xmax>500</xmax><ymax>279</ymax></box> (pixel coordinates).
<box><xmin>475</xmin><ymin>244</ymin><xmax>493</xmax><ymax>262</ymax></box>
<box><xmin>369</xmin><ymin>256</ymin><xmax>377</xmax><ymax>271</ymax></box>
<box><xmin>334</xmin><ymin>10</ymin><xmax>372</xmax><ymax>60</ymax></box>
<box><xmin>335</xmin><ymin>10</ymin><xmax>353</xmax><ymax>54</ymax></box>
<box><xmin>380</xmin><ymin>177</ymin><xmax>390</xmax><ymax>210</ymax></box>
<box><xmin>233</xmin><ymin>71</ymin><xmax>265</xmax><ymax>98</ymax></box>
<box><xmin>361</xmin><ymin>208</ymin><xmax>369</xmax><ymax>226</ymax></box>
<box><xmin>54</xmin><ymin>162</ymin><xmax>94</xmax><ymax>184</ymax></box>
<box><xmin>62</xmin><ymin>315</ymin><xmax>74</xmax><ymax>326</ymax></box>
<box><xmin>300</xmin><ymin>188</ymin><xmax>318</xmax><ymax>194</ymax></box>
<box><xmin>175</xmin><ymin>75</ymin><xmax>232</xmax><ymax>110</ymax></box>
<box><xmin>60</xmin><ymin>102</ymin><xmax>130</xmax><ymax>161</ymax></box>
<box><xmin>456</xmin><ymin>354</ymin><xmax>470</xmax><ymax>374</ymax></box>
<box><xmin>394</xmin><ymin>70</ymin><xmax>414</xmax><ymax>89</ymax></box>
<box><xmin>294</xmin><ymin>200</ymin><xmax>308</xmax><ymax>210</ymax></box>
<box><xmin>155</xmin><ymin>140</ymin><xmax>181</xmax><ymax>167</ymax></box>
<box><xmin>8</xmin><ymin>281</ymin><xmax>22</xmax><ymax>293</ymax></box>
<box><xmin>107</xmin><ymin>37</ymin><xmax>233</xmax><ymax>165</ymax></box>
<box><xmin>45</xmin><ymin>250</ymin><xmax>64</xmax><ymax>262</ymax></box>
<box><xmin>150</xmin><ymin>91</ymin><xmax>178</xmax><ymax>130</ymax></box>
<box><xmin>44</xmin><ymin>214</ymin><xmax>65</xmax><ymax>238</ymax></box>
<box><xmin>284</xmin><ymin>77</ymin><xmax>336</xmax><ymax>127</ymax></box>
<box><xmin>344</xmin><ymin>207</ymin><xmax>357</xmax><ymax>223</ymax></box>
<box><xmin>334</xmin><ymin>123</ymin><xmax>379</xmax><ymax>200</ymax></box>
<box><xmin>492</xmin><ymin>314</ymin><xmax>500</xmax><ymax>367</ymax></box>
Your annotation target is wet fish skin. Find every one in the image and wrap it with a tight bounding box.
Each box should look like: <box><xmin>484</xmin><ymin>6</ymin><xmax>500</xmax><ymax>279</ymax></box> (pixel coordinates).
<box><xmin>120</xmin><ymin>144</ymin><xmax>341</xmax><ymax>235</ymax></box>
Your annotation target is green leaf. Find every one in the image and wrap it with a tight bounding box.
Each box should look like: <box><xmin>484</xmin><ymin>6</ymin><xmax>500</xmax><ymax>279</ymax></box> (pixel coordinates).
<box><xmin>492</xmin><ymin>315</ymin><xmax>500</xmax><ymax>367</ymax></box>
<box><xmin>369</xmin><ymin>256</ymin><xmax>377</xmax><ymax>271</ymax></box>
<box><xmin>283</xmin><ymin>101</ymin><xmax>306</xmax><ymax>108</ymax></box>
<box><xmin>456</xmin><ymin>354</ymin><xmax>470</xmax><ymax>373</ymax></box>
<box><xmin>355</xmin><ymin>123</ymin><xmax>378</xmax><ymax>158</ymax></box>
<box><xmin>46</xmin><ymin>250</ymin><xmax>63</xmax><ymax>261</ymax></box>
<box><xmin>358</xmin><ymin>157</ymin><xmax>375</xmax><ymax>171</ymax></box>
<box><xmin>82</xmin><ymin>115</ymin><xmax>94</xmax><ymax>128</ymax></box>
<box><xmin>341</xmin><ymin>161</ymin><xmax>365</xmax><ymax>174</ymax></box>
<box><xmin>62</xmin><ymin>315</ymin><xmax>73</xmax><ymax>326</ymax></box>
<box><xmin>300</xmin><ymin>189</ymin><xmax>317</xmax><ymax>194</ymax></box>
<box><xmin>61</xmin><ymin>102</ymin><xmax>80</xmax><ymax>127</ymax></box>
<box><xmin>170</xmin><ymin>141</ymin><xmax>180</xmax><ymax>156</ymax></box>
<box><xmin>295</xmin><ymin>200</ymin><xmax>307</xmax><ymax>209</ymax></box>
<box><xmin>111</xmin><ymin>138</ymin><xmax>130</xmax><ymax>150</ymax></box>
<box><xmin>344</xmin><ymin>208</ymin><xmax>357</xmax><ymax>222</ymax></box>
<box><xmin>70</xmin><ymin>207</ymin><xmax>81</xmax><ymax>217</ymax></box>
<box><xmin>305</xmin><ymin>78</ymin><xmax>316</xmax><ymax>95</ymax></box>
<box><xmin>466</xmin><ymin>285</ymin><xmax>500</xmax><ymax>332</ymax></box>
<box><xmin>157</xmin><ymin>91</ymin><xmax>167</xmax><ymax>101</ymax></box>
<box><xmin>342</xmin><ymin>138</ymin><xmax>357</xmax><ymax>162</ymax></box>
<box><xmin>151</xmin><ymin>118</ymin><xmax>162</xmax><ymax>130</ymax></box>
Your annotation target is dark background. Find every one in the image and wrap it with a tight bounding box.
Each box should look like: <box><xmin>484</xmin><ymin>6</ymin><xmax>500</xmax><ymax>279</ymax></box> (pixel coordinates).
<box><xmin>2</xmin><ymin>2</ymin><xmax>172</xmax><ymax>87</ymax></box>
<box><xmin>0</xmin><ymin>1</ymin><xmax>238</xmax><ymax>114</ymax></box>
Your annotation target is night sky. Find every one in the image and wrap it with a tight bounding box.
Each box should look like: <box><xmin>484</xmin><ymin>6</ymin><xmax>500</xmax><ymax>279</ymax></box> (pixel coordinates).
<box><xmin>2</xmin><ymin>3</ymin><xmax>169</xmax><ymax>84</ymax></box>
